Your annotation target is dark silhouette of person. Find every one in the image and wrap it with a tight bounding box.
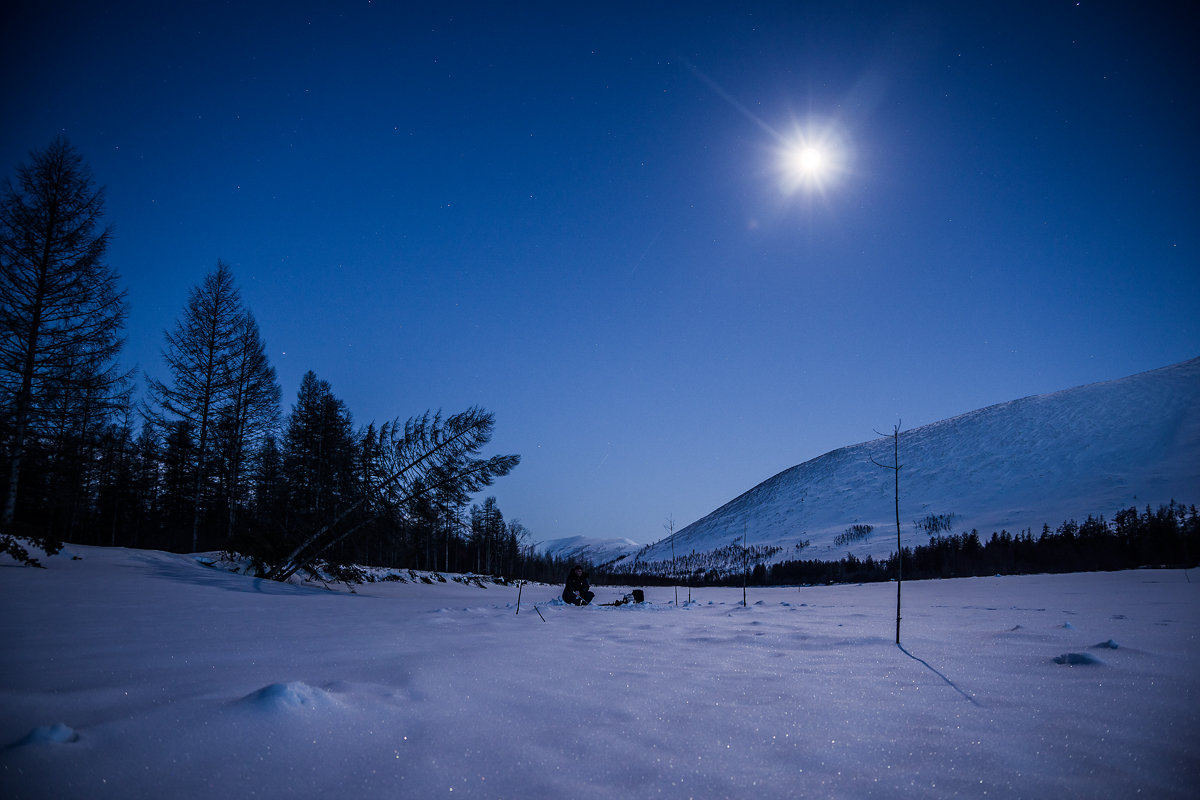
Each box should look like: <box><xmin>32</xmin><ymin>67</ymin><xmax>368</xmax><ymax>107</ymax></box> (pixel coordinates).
<box><xmin>562</xmin><ymin>565</ymin><xmax>595</xmax><ymax>606</ymax></box>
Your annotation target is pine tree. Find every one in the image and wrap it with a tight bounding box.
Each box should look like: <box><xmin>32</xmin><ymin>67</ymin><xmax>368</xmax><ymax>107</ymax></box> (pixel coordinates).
<box><xmin>281</xmin><ymin>371</ymin><xmax>358</xmax><ymax>530</ymax></box>
<box><xmin>266</xmin><ymin>406</ymin><xmax>518</xmax><ymax>582</ymax></box>
<box><xmin>471</xmin><ymin>496</ymin><xmax>505</xmax><ymax>574</ymax></box>
<box><xmin>238</xmin><ymin>434</ymin><xmax>287</xmax><ymax>565</ymax></box>
<box><xmin>129</xmin><ymin>421</ymin><xmax>161</xmax><ymax>547</ymax></box>
<box><xmin>158</xmin><ymin>419</ymin><xmax>195</xmax><ymax>548</ymax></box>
<box><xmin>0</xmin><ymin>138</ymin><xmax>129</xmax><ymax>530</ymax></box>
<box><xmin>214</xmin><ymin>309</ymin><xmax>280</xmax><ymax>539</ymax></box>
<box><xmin>147</xmin><ymin>261</ymin><xmax>243</xmax><ymax>551</ymax></box>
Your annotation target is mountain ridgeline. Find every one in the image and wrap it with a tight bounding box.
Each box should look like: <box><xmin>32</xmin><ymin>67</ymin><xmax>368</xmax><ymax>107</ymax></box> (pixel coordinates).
<box><xmin>612</xmin><ymin>358</ymin><xmax>1200</xmax><ymax>578</ymax></box>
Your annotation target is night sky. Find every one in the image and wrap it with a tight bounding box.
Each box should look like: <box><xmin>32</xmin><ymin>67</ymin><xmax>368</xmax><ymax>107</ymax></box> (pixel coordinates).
<box><xmin>3</xmin><ymin>1</ymin><xmax>1196</xmax><ymax>546</ymax></box>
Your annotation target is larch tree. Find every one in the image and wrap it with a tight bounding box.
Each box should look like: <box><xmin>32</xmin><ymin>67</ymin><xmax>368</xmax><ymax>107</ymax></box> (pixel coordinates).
<box><xmin>158</xmin><ymin>419</ymin><xmax>195</xmax><ymax>542</ymax></box>
<box><xmin>214</xmin><ymin>309</ymin><xmax>280</xmax><ymax>539</ymax></box>
<box><xmin>0</xmin><ymin>137</ymin><xmax>129</xmax><ymax>531</ymax></box>
<box><xmin>281</xmin><ymin>370</ymin><xmax>359</xmax><ymax>535</ymax></box>
<box><xmin>505</xmin><ymin>519</ymin><xmax>530</xmax><ymax>577</ymax></box>
<box><xmin>471</xmin><ymin>496</ymin><xmax>505</xmax><ymax>574</ymax></box>
<box><xmin>147</xmin><ymin>261</ymin><xmax>243</xmax><ymax>551</ymax></box>
<box><xmin>266</xmin><ymin>406</ymin><xmax>519</xmax><ymax>583</ymax></box>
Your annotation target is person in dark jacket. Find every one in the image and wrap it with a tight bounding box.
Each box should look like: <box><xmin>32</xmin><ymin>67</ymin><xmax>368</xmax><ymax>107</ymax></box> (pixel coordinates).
<box><xmin>562</xmin><ymin>565</ymin><xmax>595</xmax><ymax>606</ymax></box>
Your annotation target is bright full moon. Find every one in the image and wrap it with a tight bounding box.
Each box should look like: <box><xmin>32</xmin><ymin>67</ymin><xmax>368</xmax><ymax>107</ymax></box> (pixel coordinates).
<box><xmin>793</xmin><ymin>146</ymin><xmax>825</xmax><ymax>174</ymax></box>
<box><xmin>777</xmin><ymin>123</ymin><xmax>847</xmax><ymax>194</ymax></box>
<box><xmin>781</xmin><ymin>142</ymin><xmax>833</xmax><ymax>189</ymax></box>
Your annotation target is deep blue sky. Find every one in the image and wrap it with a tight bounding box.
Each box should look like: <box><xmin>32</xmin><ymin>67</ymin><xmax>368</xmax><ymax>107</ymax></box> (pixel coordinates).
<box><xmin>4</xmin><ymin>1</ymin><xmax>1196</xmax><ymax>546</ymax></box>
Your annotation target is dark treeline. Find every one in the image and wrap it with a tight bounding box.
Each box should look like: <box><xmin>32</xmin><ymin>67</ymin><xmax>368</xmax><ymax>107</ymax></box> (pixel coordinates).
<box><xmin>1</xmin><ymin>138</ymin><xmax>537</xmax><ymax>581</ymax></box>
<box><xmin>605</xmin><ymin>503</ymin><xmax>1199</xmax><ymax>587</ymax></box>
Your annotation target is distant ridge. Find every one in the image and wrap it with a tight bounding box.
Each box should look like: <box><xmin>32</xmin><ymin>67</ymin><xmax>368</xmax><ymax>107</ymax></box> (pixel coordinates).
<box><xmin>533</xmin><ymin>535</ymin><xmax>641</xmax><ymax>566</ymax></box>
<box><xmin>630</xmin><ymin>358</ymin><xmax>1200</xmax><ymax>567</ymax></box>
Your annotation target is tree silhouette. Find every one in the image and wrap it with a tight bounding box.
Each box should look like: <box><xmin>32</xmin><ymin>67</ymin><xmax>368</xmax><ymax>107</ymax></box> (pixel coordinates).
<box><xmin>0</xmin><ymin>138</ymin><xmax>129</xmax><ymax>530</ymax></box>
<box><xmin>147</xmin><ymin>261</ymin><xmax>245</xmax><ymax>550</ymax></box>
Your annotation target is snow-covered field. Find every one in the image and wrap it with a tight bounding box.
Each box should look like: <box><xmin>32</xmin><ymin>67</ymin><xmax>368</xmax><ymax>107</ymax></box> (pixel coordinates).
<box><xmin>2</xmin><ymin>546</ymin><xmax>1197</xmax><ymax>799</ymax></box>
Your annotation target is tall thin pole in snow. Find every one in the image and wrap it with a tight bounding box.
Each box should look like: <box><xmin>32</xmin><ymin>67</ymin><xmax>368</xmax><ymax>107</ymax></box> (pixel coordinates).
<box><xmin>666</xmin><ymin>516</ymin><xmax>678</xmax><ymax>606</ymax></box>
<box><xmin>893</xmin><ymin>428</ymin><xmax>901</xmax><ymax>644</ymax></box>
<box><xmin>742</xmin><ymin>521</ymin><xmax>748</xmax><ymax>607</ymax></box>
<box><xmin>872</xmin><ymin>422</ymin><xmax>904</xmax><ymax>644</ymax></box>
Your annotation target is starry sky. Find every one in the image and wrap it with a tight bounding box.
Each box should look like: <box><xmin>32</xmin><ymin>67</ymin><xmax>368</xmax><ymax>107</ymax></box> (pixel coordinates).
<box><xmin>3</xmin><ymin>1</ymin><xmax>1197</xmax><ymax>546</ymax></box>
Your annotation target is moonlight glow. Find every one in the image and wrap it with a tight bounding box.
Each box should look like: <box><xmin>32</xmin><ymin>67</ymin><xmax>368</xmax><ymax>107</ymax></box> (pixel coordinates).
<box><xmin>777</xmin><ymin>124</ymin><xmax>848</xmax><ymax>194</ymax></box>
<box><xmin>794</xmin><ymin>146</ymin><xmax>825</xmax><ymax>173</ymax></box>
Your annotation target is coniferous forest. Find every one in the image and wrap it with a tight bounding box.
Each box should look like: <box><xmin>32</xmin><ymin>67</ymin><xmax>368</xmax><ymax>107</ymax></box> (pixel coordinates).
<box><xmin>601</xmin><ymin>502</ymin><xmax>1199</xmax><ymax>587</ymax></box>
<box><xmin>0</xmin><ymin>139</ymin><xmax>554</xmax><ymax>581</ymax></box>
<box><xmin>760</xmin><ymin>502</ymin><xmax>1199</xmax><ymax>587</ymax></box>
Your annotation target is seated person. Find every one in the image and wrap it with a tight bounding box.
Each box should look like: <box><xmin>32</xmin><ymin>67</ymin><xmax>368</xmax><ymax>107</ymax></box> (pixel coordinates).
<box><xmin>562</xmin><ymin>565</ymin><xmax>595</xmax><ymax>606</ymax></box>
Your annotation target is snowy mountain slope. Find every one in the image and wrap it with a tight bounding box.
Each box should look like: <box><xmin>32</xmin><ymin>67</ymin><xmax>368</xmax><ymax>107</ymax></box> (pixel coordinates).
<box><xmin>634</xmin><ymin>357</ymin><xmax>1200</xmax><ymax>566</ymax></box>
<box><xmin>533</xmin><ymin>535</ymin><xmax>641</xmax><ymax>566</ymax></box>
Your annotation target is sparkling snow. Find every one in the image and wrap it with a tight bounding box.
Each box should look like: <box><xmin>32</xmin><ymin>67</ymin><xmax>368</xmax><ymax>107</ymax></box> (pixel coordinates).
<box><xmin>2</xmin><ymin>546</ymin><xmax>1197</xmax><ymax>798</ymax></box>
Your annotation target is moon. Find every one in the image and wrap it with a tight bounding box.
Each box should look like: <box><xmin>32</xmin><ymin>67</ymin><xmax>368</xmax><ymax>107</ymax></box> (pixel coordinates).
<box><xmin>791</xmin><ymin>146</ymin><xmax>826</xmax><ymax>176</ymax></box>
<box><xmin>777</xmin><ymin>123</ymin><xmax>848</xmax><ymax>195</ymax></box>
<box><xmin>782</xmin><ymin>142</ymin><xmax>833</xmax><ymax>189</ymax></box>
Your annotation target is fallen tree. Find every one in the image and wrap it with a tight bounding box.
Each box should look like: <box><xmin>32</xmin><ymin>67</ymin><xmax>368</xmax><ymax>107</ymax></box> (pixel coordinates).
<box><xmin>265</xmin><ymin>407</ymin><xmax>518</xmax><ymax>582</ymax></box>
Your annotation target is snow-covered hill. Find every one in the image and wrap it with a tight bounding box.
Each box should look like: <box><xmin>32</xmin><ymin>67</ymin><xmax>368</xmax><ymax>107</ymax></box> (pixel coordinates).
<box><xmin>533</xmin><ymin>535</ymin><xmax>641</xmax><ymax>566</ymax></box>
<box><xmin>631</xmin><ymin>358</ymin><xmax>1200</xmax><ymax>569</ymax></box>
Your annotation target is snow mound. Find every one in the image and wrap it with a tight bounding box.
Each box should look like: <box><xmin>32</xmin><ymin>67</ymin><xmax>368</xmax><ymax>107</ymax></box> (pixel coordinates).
<box><xmin>1093</xmin><ymin>639</ymin><xmax>1120</xmax><ymax>649</ymax></box>
<box><xmin>236</xmin><ymin>682</ymin><xmax>341</xmax><ymax>712</ymax></box>
<box><xmin>1053</xmin><ymin>652</ymin><xmax>1104</xmax><ymax>666</ymax></box>
<box><xmin>8</xmin><ymin>723</ymin><xmax>80</xmax><ymax>748</ymax></box>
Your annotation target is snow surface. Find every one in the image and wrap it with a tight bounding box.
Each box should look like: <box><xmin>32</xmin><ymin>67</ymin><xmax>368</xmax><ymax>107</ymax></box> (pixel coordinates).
<box><xmin>533</xmin><ymin>535</ymin><xmax>642</xmax><ymax>566</ymax></box>
<box><xmin>3</xmin><ymin>545</ymin><xmax>1198</xmax><ymax>799</ymax></box>
<box><xmin>637</xmin><ymin>357</ymin><xmax>1200</xmax><ymax>566</ymax></box>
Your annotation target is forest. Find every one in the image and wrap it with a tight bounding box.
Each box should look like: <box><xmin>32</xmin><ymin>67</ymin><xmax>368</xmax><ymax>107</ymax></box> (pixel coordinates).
<box><xmin>0</xmin><ymin>138</ymin><xmax>568</xmax><ymax>582</ymax></box>
<box><xmin>3</xmin><ymin>140</ymin><xmax>1196</xmax><ymax>589</ymax></box>
<box><xmin>601</xmin><ymin>502</ymin><xmax>1200</xmax><ymax>587</ymax></box>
